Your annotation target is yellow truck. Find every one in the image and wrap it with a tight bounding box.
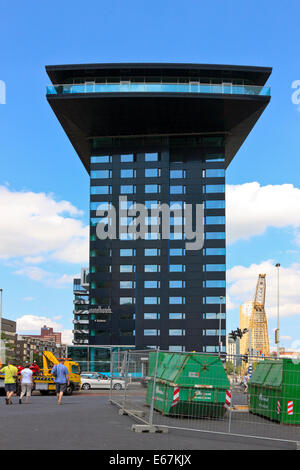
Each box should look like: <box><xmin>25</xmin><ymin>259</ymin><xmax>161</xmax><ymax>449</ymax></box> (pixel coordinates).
<box><xmin>0</xmin><ymin>351</ymin><xmax>81</xmax><ymax>396</ymax></box>
<box><xmin>34</xmin><ymin>351</ymin><xmax>81</xmax><ymax>395</ymax></box>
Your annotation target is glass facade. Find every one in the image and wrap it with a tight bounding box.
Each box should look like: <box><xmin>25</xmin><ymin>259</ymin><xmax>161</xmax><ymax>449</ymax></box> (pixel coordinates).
<box><xmin>89</xmin><ymin>137</ymin><xmax>226</xmax><ymax>351</ymax></box>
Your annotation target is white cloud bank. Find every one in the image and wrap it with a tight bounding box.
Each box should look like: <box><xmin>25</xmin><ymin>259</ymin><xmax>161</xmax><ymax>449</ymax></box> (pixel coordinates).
<box><xmin>16</xmin><ymin>315</ymin><xmax>73</xmax><ymax>345</ymax></box>
<box><xmin>226</xmin><ymin>182</ymin><xmax>300</xmax><ymax>244</ymax></box>
<box><xmin>0</xmin><ymin>186</ymin><xmax>89</xmax><ymax>264</ymax></box>
<box><xmin>227</xmin><ymin>260</ymin><xmax>300</xmax><ymax>319</ymax></box>
<box><xmin>14</xmin><ymin>267</ymin><xmax>79</xmax><ymax>288</ymax></box>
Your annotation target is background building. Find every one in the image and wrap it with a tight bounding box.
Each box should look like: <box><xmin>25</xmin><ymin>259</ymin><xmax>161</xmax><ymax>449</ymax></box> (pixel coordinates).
<box><xmin>46</xmin><ymin>63</ymin><xmax>271</xmax><ymax>352</ymax></box>
<box><xmin>23</xmin><ymin>325</ymin><xmax>62</xmax><ymax>345</ymax></box>
<box><xmin>239</xmin><ymin>301</ymin><xmax>254</xmax><ymax>355</ymax></box>
<box><xmin>226</xmin><ymin>333</ymin><xmax>240</xmax><ymax>357</ymax></box>
<box><xmin>73</xmin><ymin>268</ymin><xmax>90</xmax><ymax>345</ymax></box>
<box><xmin>15</xmin><ymin>336</ymin><xmax>67</xmax><ymax>365</ymax></box>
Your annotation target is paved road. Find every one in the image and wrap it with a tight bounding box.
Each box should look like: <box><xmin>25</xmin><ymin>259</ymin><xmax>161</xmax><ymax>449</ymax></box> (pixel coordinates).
<box><xmin>0</xmin><ymin>394</ymin><xmax>296</xmax><ymax>450</ymax></box>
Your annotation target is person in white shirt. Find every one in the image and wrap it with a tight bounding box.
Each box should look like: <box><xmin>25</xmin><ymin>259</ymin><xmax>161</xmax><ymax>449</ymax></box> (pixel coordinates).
<box><xmin>19</xmin><ymin>363</ymin><xmax>33</xmax><ymax>404</ymax></box>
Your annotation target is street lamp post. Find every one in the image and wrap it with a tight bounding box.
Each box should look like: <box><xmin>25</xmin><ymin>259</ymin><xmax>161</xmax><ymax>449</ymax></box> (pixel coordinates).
<box><xmin>219</xmin><ymin>296</ymin><xmax>223</xmax><ymax>355</ymax></box>
<box><xmin>275</xmin><ymin>263</ymin><xmax>280</xmax><ymax>356</ymax></box>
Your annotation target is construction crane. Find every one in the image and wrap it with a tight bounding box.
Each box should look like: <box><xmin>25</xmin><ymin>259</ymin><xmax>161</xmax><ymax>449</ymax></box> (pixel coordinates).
<box><xmin>249</xmin><ymin>274</ymin><xmax>270</xmax><ymax>357</ymax></box>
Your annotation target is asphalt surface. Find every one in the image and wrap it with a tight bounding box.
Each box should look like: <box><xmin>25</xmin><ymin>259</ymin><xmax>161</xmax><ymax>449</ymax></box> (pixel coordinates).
<box><xmin>0</xmin><ymin>393</ymin><xmax>297</xmax><ymax>450</ymax></box>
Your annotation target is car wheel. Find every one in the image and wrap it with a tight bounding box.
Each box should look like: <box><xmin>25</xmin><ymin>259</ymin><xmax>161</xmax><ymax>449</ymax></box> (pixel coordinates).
<box><xmin>81</xmin><ymin>383</ymin><xmax>91</xmax><ymax>390</ymax></box>
<box><xmin>64</xmin><ymin>384</ymin><xmax>74</xmax><ymax>396</ymax></box>
<box><xmin>113</xmin><ymin>383</ymin><xmax>122</xmax><ymax>391</ymax></box>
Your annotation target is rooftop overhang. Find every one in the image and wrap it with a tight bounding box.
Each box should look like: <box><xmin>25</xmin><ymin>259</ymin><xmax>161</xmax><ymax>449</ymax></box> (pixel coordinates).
<box><xmin>46</xmin><ymin>91</ymin><xmax>270</xmax><ymax>172</ymax></box>
<box><xmin>46</xmin><ymin>63</ymin><xmax>271</xmax><ymax>86</ymax></box>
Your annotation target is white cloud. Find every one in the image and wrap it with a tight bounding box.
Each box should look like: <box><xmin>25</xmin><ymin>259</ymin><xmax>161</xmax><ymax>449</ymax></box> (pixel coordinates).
<box><xmin>0</xmin><ymin>186</ymin><xmax>88</xmax><ymax>264</ymax></box>
<box><xmin>16</xmin><ymin>315</ymin><xmax>62</xmax><ymax>333</ymax></box>
<box><xmin>16</xmin><ymin>315</ymin><xmax>73</xmax><ymax>345</ymax></box>
<box><xmin>22</xmin><ymin>297</ymin><xmax>35</xmax><ymax>302</ymax></box>
<box><xmin>61</xmin><ymin>330</ymin><xmax>73</xmax><ymax>345</ymax></box>
<box><xmin>14</xmin><ymin>267</ymin><xmax>79</xmax><ymax>288</ymax></box>
<box><xmin>24</xmin><ymin>256</ymin><xmax>45</xmax><ymax>264</ymax></box>
<box><xmin>228</xmin><ymin>260</ymin><xmax>300</xmax><ymax>319</ymax></box>
<box><xmin>226</xmin><ymin>182</ymin><xmax>300</xmax><ymax>244</ymax></box>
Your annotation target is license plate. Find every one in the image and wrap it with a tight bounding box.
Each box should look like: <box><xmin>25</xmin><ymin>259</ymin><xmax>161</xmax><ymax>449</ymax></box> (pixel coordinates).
<box><xmin>35</xmin><ymin>383</ymin><xmax>48</xmax><ymax>390</ymax></box>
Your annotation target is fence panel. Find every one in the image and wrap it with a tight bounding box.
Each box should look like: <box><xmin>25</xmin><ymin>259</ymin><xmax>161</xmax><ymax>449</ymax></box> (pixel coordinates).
<box><xmin>110</xmin><ymin>349</ymin><xmax>300</xmax><ymax>444</ymax></box>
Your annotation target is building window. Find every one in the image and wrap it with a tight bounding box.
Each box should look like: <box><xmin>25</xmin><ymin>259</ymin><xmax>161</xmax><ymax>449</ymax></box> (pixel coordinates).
<box><xmin>170</xmin><ymin>233</ymin><xmax>183</xmax><ymax>240</ymax></box>
<box><xmin>205</xmin><ymin>185</ymin><xmax>225</xmax><ymax>193</ymax></box>
<box><xmin>206</xmin><ymin>216</ymin><xmax>225</xmax><ymax>224</ymax></box>
<box><xmin>120</xmin><ymin>265</ymin><xmax>136</xmax><ymax>272</ymax></box>
<box><xmin>145</xmin><ymin>153</ymin><xmax>159</xmax><ymax>162</ymax></box>
<box><xmin>205</xmin><ymin>154</ymin><xmax>225</xmax><ymax>162</ymax></box>
<box><xmin>169</xmin><ymin>297</ymin><xmax>185</xmax><ymax>305</ymax></box>
<box><xmin>145</xmin><ymin>184</ymin><xmax>161</xmax><ymax>194</ymax></box>
<box><xmin>91</xmin><ymin>155</ymin><xmax>112</xmax><ymax>163</ymax></box>
<box><xmin>144</xmin><ymin>281</ymin><xmax>160</xmax><ymax>288</ymax></box>
<box><xmin>170</xmin><ymin>185</ymin><xmax>186</xmax><ymax>194</ymax></box>
<box><xmin>169</xmin><ymin>346</ymin><xmax>185</xmax><ymax>352</ymax></box>
<box><xmin>205</xmin><ymin>169</ymin><xmax>225</xmax><ymax>178</ymax></box>
<box><xmin>169</xmin><ymin>329</ymin><xmax>185</xmax><ymax>336</ymax></box>
<box><xmin>205</xmin><ymin>312</ymin><xmax>226</xmax><ymax>319</ymax></box>
<box><xmin>204</xmin><ymin>329</ymin><xmax>226</xmax><ymax>336</ymax></box>
<box><xmin>120</xmin><ymin>297</ymin><xmax>135</xmax><ymax>305</ymax></box>
<box><xmin>145</xmin><ymin>168</ymin><xmax>161</xmax><ymax>178</ymax></box>
<box><xmin>120</xmin><ymin>249</ymin><xmax>136</xmax><ymax>256</ymax></box>
<box><xmin>205</xmin><ymin>200</ymin><xmax>225</xmax><ymax>209</ymax></box>
<box><xmin>144</xmin><ymin>297</ymin><xmax>160</xmax><ymax>304</ymax></box>
<box><xmin>120</xmin><ymin>185</ymin><xmax>136</xmax><ymax>194</ymax></box>
<box><xmin>144</xmin><ymin>313</ymin><xmax>160</xmax><ymax>320</ymax></box>
<box><xmin>144</xmin><ymin>200</ymin><xmax>159</xmax><ymax>209</ymax></box>
<box><xmin>144</xmin><ymin>248</ymin><xmax>160</xmax><ymax>256</ymax></box>
<box><xmin>170</xmin><ymin>170</ymin><xmax>186</xmax><ymax>179</ymax></box>
<box><xmin>169</xmin><ymin>313</ymin><xmax>186</xmax><ymax>320</ymax></box>
<box><xmin>120</xmin><ymin>281</ymin><xmax>135</xmax><ymax>289</ymax></box>
<box><xmin>121</xmin><ymin>154</ymin><xmax>134</xmax><ymax>162</ymax></box>
<box><xmin>204</xmin><ymin>297</ymin><xmax>226</xmax><ymax>304</ymax></box>
<box><xmin>120</xmin><ymin>169</ymin><xmax>136</xmax><ymax>178</ymax></box>
<box><xmin>204</xmin><ymin>264</ymin><xmax>226</xmax><ymax>272</ymax></box>
<box><xmin>205</xmin><ymin>248</ymin><xmax>226</xmax><ymax>256</ymax></box>
<box><xmin>204</xmin><ymin>280</ymin><xmax>226</xmax><ymax>288</ymax></box>
<box><xmin>90</xmin><ymin>170</ymin><xmax>112</xmax><ymax>179</ymax></box>
<box><xmin>169</xmin><ymin>248</ymin><xmax>185</xmax><ymax>256</ymax></box>
<box><xmin>144</xmin><ymin>329</ymin><xmax>160</xmax><ymax>336</ymax></box>
<box><xmin>90</xmin><ymin>186</ymin><xmax>112</xmax><ymax>195</ymax></box>
<box><xmin>169</xmin><ymin>280</ymin><xmax>185</xmax><ymax>288</ymax></box>
<box><xmin>205</xmin><ymin>232</ymin><xmax>225</xmax><ymax>240</ymax></box>
<box><xmin>144</xmin><ymin>265</ymin><xmax>160</xmax><ymax>272</ymax></box>
<box><xmin>169</xmin><ymin>264</ymin><xmax>185</xmax><ymax>272</ymax></box>
<box><xmin>90</xmin><ymin>201</ymin><xmax>112</xmax><ymax>211</ymax></box>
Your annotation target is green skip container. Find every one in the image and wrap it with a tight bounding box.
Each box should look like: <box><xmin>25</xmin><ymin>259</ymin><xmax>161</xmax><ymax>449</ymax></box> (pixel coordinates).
<box><xmin>248</xmin><ymin>358</ymin><xmax>300</xmax><ymax>424</ymax></box>
<box><xmin>146</xmin><ymin>352</ymin><xmax>230</xmax><ymax>418</ymax></box>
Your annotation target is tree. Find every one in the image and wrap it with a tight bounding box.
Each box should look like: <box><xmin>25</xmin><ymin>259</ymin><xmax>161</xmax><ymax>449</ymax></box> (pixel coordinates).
<box><xmin>225</xmin><ymin>361</ymin><xmax>234</xmax><ymax>375</ymax></box>
<box><xmin>1</xmin><ymin>332</ymin><xmax>16</xmax><ymax>364</ymax></box>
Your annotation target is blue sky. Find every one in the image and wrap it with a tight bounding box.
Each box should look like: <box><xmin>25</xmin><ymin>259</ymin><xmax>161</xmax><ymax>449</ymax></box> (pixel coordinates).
<box><xmin>0</xmin><ymin>0</ymin><xmax>300</xmax><ymax>348</ymax></box>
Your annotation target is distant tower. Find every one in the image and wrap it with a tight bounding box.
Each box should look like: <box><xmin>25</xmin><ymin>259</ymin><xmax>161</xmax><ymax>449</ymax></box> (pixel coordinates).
<box><xmin>240</xmin><ymin>274</ymin><xmax>270</xmax><ymax>357</ymax></box>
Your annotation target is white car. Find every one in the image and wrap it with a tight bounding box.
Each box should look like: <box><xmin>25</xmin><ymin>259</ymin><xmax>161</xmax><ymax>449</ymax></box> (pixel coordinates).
<box><xmin>80</xmin><ymin>373</ymin><xmax>124</xmax><ymax>391</ymax></box>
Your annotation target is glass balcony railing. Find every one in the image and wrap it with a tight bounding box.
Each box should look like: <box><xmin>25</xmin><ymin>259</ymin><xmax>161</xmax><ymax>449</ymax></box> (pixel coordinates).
<box><xmin>47</xmin><ymin>82</ymin><xmax>271</xmax><ymax>97</ymax></box>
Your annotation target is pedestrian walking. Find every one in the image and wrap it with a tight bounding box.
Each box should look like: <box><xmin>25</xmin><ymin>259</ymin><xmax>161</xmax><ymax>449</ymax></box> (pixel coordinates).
<box><xmin>51</xmin><ymin>358</ymin><xmax>70</xmax><ymax>405</ymax></box>
<box><xmin>0</xmin><ymin>360</ymin><xmax>18</xmax><ymax>404</ymax></box>
<box><xmin>19</xmin><ymin>363</ymin><xmax>33</xmax><ymax>404</ymax></box>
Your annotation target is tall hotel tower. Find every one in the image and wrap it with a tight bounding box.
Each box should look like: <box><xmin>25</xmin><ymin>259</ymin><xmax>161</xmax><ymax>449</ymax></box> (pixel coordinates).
<box><xmin>46</xmin><ymin>63</ymin><xmax>271</xmax><ymax>351</ymax></box>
